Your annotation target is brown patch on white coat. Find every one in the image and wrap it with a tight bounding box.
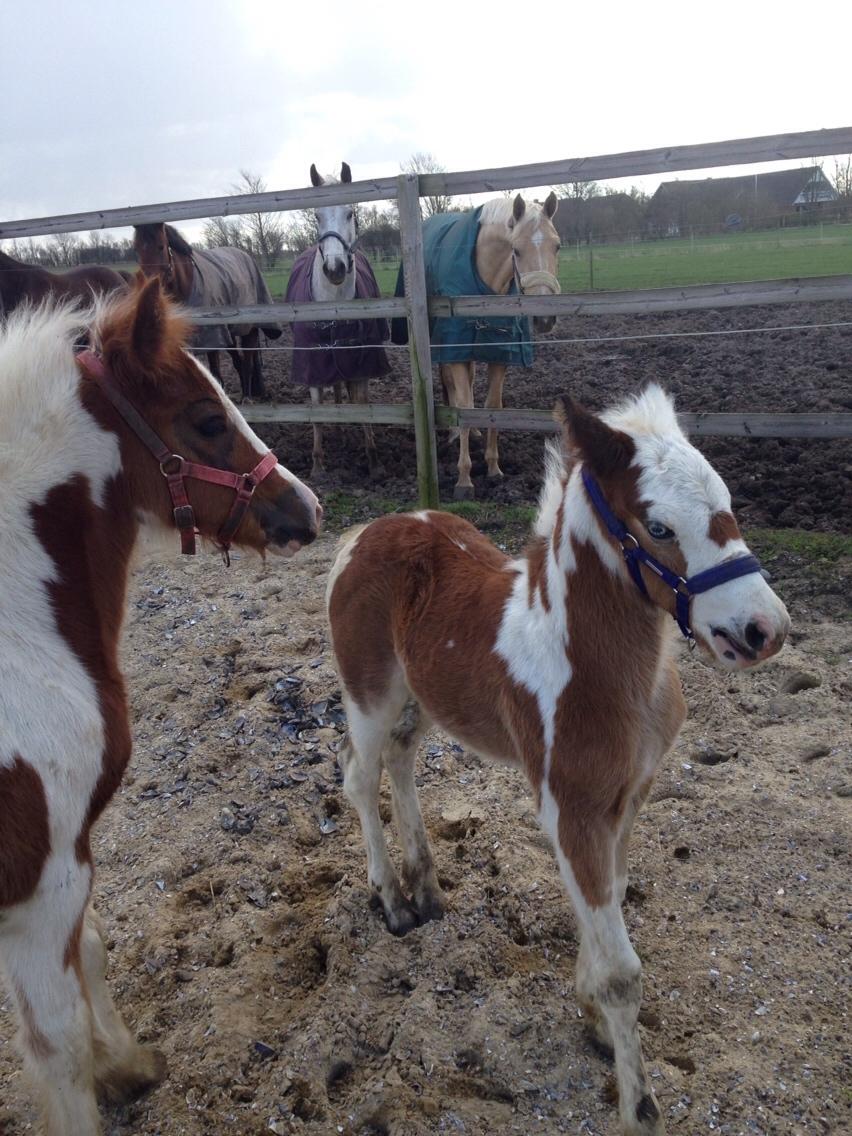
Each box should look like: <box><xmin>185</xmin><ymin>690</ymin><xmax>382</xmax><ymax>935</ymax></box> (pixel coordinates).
<box><xmin>0</xmin><ymin>278</ymin><xmax>320</xmax><ymax>1136</ymax></box>
<box><xmin>327</xmin><ymin>384</ymin><xmax>789</xmax><ymax>1135</ymax></box>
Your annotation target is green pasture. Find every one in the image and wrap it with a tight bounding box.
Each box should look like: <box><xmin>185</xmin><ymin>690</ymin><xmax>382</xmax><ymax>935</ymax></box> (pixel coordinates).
<box><xmin>258</xmin><ymin>223</ymin><xmax>852</xmax><ymax>297</ymax></box>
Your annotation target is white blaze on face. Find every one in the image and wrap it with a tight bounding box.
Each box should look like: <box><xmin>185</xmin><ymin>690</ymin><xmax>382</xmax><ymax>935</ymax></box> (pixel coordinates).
<box><xmin>628</xmin><ymin>419</ymin><xmax>789</xmax><ymax>668</ymax></box>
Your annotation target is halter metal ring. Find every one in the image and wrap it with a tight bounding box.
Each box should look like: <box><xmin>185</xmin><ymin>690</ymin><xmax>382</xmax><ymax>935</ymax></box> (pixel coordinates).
<box><xmin>159</xmin><ymin>454</ymin><xmax>186</xmax><ymax>477</ymax></box>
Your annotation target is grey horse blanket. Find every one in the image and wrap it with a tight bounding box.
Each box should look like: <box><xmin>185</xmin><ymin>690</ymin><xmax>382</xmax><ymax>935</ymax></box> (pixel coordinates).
<box><xmin>391</xmin><ymin>206</ymin><xmax>534</xmax><ymax>367</ymax></box>
<box><xmin>188</xmin><ymin>247</ymin><xmax>278</xmax><ymax>350</ymax></box>
<box><xmin>286</xmin><ymin>247</ymin><xmax>390</xmax><ymax>387</ymax></box>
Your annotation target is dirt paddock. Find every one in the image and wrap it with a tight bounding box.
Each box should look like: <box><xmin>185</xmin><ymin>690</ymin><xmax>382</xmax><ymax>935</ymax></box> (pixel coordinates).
<box><xmin>1</xmin><ymin>302</ymin><xmax>850</xmax><ymax>1135</ymax></box>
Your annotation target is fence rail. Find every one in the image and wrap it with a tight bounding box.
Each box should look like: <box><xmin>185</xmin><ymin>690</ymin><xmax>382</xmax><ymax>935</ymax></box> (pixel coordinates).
<box><xmin>241</xmin><ymin>403</ymin><xmax>852</xmax><ymax>440</ymax></box>
<box><xmin>3</xmin><ymin>125</ymin><xmax>852</xmax><ymax>505</ymax></box>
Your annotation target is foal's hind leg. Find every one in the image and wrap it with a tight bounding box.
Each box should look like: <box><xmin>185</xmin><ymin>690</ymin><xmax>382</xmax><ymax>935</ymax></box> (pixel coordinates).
<box><xmin>340</xmin><ymin>675</ymin><xmax>418</xmax><ymax>935</ymax></box>
<box><xmin>383</xmin><ymin>699</ymin><xmax>445</xmax><ymax>923</ymax></box>
<box><xmin>81</xmin><ymin>907</ymin><xmax>167</xmax><ymax>1104</ymax></box>
<box><xmin>346</xmin><ymin>380</ymin><xmax>383</xmax><ymax>479</ymax></box>
<box><xmin>0</xmin><ymin>859</ymin><xmax>102</xmax><ymax>1135</ymax></box>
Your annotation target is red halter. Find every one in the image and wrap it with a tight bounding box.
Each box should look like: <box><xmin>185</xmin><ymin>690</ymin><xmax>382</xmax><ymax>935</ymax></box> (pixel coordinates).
<box><xmin>77</xmin><ymin>349</ymin><xmax>278</xmax><ymax>560</ymax></box>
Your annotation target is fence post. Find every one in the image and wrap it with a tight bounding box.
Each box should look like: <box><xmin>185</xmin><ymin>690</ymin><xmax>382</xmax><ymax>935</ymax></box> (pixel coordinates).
<box><xmin>397</xmin><ymin>173</ymin><xmax>440</xmax><ymax>509</ymax></box>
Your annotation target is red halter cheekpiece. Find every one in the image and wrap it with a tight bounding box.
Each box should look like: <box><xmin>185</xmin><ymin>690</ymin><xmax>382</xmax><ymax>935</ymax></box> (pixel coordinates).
<box><xmin>77</xmin><ymin>349</ymin><xmax>278</xmax><ymax>561</ymax></box>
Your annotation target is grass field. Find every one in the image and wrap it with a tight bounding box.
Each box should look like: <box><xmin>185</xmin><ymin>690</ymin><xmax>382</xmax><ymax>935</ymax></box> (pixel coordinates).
<box><xmin>114</xmin><ymin>221</ymin><xmax>852</xmax><ymax>299</ymax></box>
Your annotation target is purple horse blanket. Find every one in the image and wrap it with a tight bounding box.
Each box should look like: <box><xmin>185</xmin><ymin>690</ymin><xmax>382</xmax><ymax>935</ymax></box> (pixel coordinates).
<box><xmin>286</xmin><ymin>248</ymin><xmax>391</xmax><ymax>387</ymax></box>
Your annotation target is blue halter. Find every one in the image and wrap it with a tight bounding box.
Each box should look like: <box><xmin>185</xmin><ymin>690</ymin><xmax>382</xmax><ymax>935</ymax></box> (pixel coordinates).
<box><xmin>581</xmin><ymin>467</ymin><xmax>763</xmax><ymax>644</ymax></box>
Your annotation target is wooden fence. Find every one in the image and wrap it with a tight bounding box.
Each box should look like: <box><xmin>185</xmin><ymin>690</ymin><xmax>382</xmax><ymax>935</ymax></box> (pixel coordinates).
<box><xmin>3</xmin><ymin>126</ymin><xmax>852</xmax><ymax>506</ymax></box>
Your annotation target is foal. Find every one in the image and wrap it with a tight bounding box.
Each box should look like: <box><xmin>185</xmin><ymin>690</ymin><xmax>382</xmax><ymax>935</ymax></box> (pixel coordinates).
<box><xmin>0</xmin><ymin>278</ymin><xmax>320</xmax><ymax>1136</ymax></box>
<box><xmin>327</xmin><ymin>386</ymin><xmax>790</xmax><ymax>1135</ymax></box>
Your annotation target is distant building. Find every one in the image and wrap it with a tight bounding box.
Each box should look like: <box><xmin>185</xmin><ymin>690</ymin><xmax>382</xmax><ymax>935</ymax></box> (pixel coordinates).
<box><xmin>647</xmin><ymin>167</ymin><xmax>839</xmax><ymax>236</ymax></box>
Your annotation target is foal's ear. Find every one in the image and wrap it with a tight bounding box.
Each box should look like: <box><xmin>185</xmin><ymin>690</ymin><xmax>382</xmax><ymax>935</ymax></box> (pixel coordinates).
<box><xmin>554</xmin><ymin>395</ymin><xmax>635</xmax><ymax>478</ymax></box>
<box><xmin>130</xmin><ymin>276</ymin><xmax>169</xmax><ymax>369</ymax></box>
<box><xmin>310</xmin><ymin>164</ymin><xmax>324</xmax><ymax>187</ymax></box>
<box><xmin>340</xmin><ymin>162</ymin><xmax>352</xmax><ymax>183</ymax></box>
<box><xmin>543</xmin><ymin>191</ymin><xmax>558</xmax><ymax>219</ymax></box>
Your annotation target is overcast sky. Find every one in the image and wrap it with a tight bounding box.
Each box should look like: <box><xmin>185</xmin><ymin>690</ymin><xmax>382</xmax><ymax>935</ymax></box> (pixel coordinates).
<box><xmin>2</xmin><ymin>0</ymin><xmax>850</xmax><ymax>242</ymax></box>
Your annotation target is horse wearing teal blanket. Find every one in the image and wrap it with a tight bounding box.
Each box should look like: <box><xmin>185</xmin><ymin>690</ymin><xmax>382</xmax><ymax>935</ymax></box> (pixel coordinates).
<box><xmin>394</xmin><ymin>194</ymin><xmax>560</xmax><ymax>498</ymax></box>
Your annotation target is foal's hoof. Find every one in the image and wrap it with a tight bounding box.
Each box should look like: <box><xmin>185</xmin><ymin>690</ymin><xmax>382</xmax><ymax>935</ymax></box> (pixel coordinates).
<box><xmin>385</xmin><ymin>901</ymin><xmax>420</xmax><ymax>937</ymax></box>
<box><xmin>414</xmin><ymin>889</ymin><xmax>446</xmax><ymax>925</ymax></box>
<box><xmin>626</xmin><ymin>1091</ymin><xmax>665</xmax><ymax>1135</ymax></box>
<box><xmin>98</xmin><ymin>1046</ymin><xmax>167</xmax><ymax>1104</ymax></box>
<box><xmin>453</xmin><ymin>485</ymin><xmax>475</xmax><ymax>502</ymax></box>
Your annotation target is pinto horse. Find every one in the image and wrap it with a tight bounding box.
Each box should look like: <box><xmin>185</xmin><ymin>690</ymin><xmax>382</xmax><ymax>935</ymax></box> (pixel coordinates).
<box><xmin>0</xmin><ymin>277</ymin><xmax>320</xmax><ymax>1136</ymax></box>
<box><xmin>134</xmin><ymin>222</ymin><xmax>281</xmax><ymax>400</ymax></box>
<box><xmin>0</xmin><ymin>248</ymin><xmax>128</xmax><ymax>317</ymax></box>
<box><xmin>286</xmin><ymin>163</ymin><xmax>391</xmax><ymax>479</ymax></box>
<box><xmin>327</xmin><ymin>385</ymin><xmax>790</xmax><ymax>1136</ymax></box>
<box><xmin>393</xmin><ymin>194</ymin><xmax>561</xmax><ymax>499</ymax></box>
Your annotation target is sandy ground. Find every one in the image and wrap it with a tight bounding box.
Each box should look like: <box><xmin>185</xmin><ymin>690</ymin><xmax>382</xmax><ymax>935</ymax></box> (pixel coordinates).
<box><xmin>1</xmin><ymin>521</ymin><xmax>849</xmax><ymax>1136</ymax></box>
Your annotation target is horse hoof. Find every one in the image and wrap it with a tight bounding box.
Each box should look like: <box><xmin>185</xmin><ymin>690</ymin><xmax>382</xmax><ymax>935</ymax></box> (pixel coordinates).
<box><xmin>384</xmin><ymin>901</ymin><xmax>420</xmax><ymax>937</ymax></box>
<box><xmin>486</xmin><ymin>470</ymin><xmax>504</xmax><ymax>482</ymax></box>
<box><xmin>453</xmin><ymin>485</ymin><xmax>475</xmax><ymax>502</ymax></box>
<box><xmin>414</xmin><ymin>888</ymin><xmax>446</xmax><ymax>925</ymax></box>
<box><xmin>97</xmin><ymin>1045</ymin><xmax>168</xmax><ymax>1104</ymax></box>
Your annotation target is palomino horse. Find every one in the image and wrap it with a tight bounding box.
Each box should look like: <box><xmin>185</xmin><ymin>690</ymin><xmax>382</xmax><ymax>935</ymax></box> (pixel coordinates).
<box><xmin>0</xmin><ymin>248</ymin><xmax>128</xmax><ymax>317</ymax></box>
<box><xmin>0</xmin><ymin>277</ymin><xmax>320</xmax><ymax>1136</ymax></box>
<box><xmin>327</xmin><ymin>386</ymin><xmax>790</xmax><ymax>1136</ymax></box>
<box><xmin>134</xmin><ymin>222</ymin><xmax>281</xmax><ymax>400</ymax></box>
<box><xmin>286</xmin><ymin>162</ymin><xmax>391</xmax><ymax>479</ymax></box>
<box><xmin>393</xmin><ymin>194</ymin><xmax>561</xmax><ymax>498</ymax></box>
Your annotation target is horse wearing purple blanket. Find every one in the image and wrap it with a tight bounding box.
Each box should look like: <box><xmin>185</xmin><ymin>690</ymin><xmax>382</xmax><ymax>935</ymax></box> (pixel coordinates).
<box><xmin>286</xmin><ymin>163</ymin><xmax>391</xmax><ymax>479</ymax></box>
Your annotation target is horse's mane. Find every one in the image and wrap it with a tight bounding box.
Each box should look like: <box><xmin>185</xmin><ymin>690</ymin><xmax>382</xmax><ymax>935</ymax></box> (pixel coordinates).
<box><xmin>532</xmin><ymin>385</ymin><xmax>685</xmax><ymax>539</ymax></box>
<box><xmin>0</xmin><ymin>250</ymin><xmax>24</xmax><ymax>269</ymax></box>
<box><xmin>163</xmin><ymin>225</ymin><xmax>195</xmax><ymax>258</ymax></box>
<box><xmin>0</xmin><ymin>299</ymin><xmax>91</xmax><ymax>436</ymax></box>
<box><xmin>479</xmin><ymin>197</ymin><xmax>551</xmax><ymax>227</ymax></box>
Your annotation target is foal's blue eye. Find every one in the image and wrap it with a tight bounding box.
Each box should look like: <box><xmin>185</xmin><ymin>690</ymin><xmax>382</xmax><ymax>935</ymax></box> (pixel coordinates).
<box><xmin>647</xmin><ymin>521</ymin><xmax>675</xmax><ymax>541</ymax></box>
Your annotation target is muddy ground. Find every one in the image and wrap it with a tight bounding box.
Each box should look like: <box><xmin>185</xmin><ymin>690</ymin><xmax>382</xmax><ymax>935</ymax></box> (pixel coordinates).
<box><xmin>1</xmin><ymin>303</ymin><xmax>850</xmax><ymax>1136</ymax></box>
<box><xmin>239</xmin><ymin>299</ymin><xmax>852</xmax><ymax>532</ymax></box>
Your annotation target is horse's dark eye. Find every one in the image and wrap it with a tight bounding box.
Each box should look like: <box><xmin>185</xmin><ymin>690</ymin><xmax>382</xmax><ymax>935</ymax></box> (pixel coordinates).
<box><xmin>196</xmin><ymin>415</ymin><xmax>227</xmax><ymax>438</ymax></box>
<box><xmin>647</xmin><ymin>521</ymin><xmax>675</xmax><ymax>541</ymax></box>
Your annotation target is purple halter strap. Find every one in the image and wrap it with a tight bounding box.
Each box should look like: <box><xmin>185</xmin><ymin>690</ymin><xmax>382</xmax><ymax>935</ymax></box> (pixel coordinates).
<box><xmin>581</xmin><ymin>467</ymin><xmax>763</xmax><ymax>643</ymax></box>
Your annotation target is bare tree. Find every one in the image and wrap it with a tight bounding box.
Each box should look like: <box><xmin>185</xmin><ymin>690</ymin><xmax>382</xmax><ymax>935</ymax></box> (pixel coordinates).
<box><xmin>202</xmin><ymin>215</ymin><xmax>247</xmax><ymax>249</ymax></box>
<box><xmin>400</xmin><ymin>152</ymin><xmax>451</xmax><ymax>217</ymax></box>
<box><xmin>833</xmin><ymin>155</ymin><xmax>852</xmax><ymax>199</ymax></box>
<box><xmin>555</xmin><ymin>180</ymin><xmax>601</xmax><ymax>201</ymax></box>
<box><xmin>47</xmin><ymin>232</ymin><xmax>81</xmax><ymax>267</ymax></box>
<box><xmin>231</xmin><ymin>170</ymin><xmax>287</xmax><ymax>267</ymax></box>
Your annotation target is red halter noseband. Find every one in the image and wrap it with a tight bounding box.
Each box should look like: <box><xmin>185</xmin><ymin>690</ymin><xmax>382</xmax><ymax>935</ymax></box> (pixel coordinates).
<box><xmin>77</xmin><ymin>350</ymin><xmax>278</xmax><ymax>561</ymax></box>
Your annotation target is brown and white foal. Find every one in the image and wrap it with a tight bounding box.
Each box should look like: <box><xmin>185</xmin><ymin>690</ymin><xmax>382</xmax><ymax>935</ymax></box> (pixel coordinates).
<box><xmin>0</xmin><ymin>277</ymin><xmax>320</xmax><ymax>1136</ymax></box>
<box><xmin>327</xmin><ymin>386</ymin><xmax>789</xmax><ymax>1136</ymax></box>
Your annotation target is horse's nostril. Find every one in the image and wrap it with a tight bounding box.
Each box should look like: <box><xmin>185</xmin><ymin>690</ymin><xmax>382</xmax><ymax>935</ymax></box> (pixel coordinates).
<box><xmin>744</xmin><ymin>621</ymin><xmax>767</xmax><ymax>653</ymax></box>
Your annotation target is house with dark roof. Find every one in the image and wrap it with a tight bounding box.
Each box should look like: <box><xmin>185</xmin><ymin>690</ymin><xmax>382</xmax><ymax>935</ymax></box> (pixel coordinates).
<box><xmin>647</xmin><ymin>167</ymin><xmax>838</xmax><ymax>236</ymax></box>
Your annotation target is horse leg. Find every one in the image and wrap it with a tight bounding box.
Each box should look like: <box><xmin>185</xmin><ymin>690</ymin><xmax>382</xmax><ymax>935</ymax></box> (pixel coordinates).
<box><xmin>81</xmin><ymin>907</ymin><xmax>167</xmax><ymax>1103</ymax></box>
<box><xmin>382</xmin><ymin>698</ymin><xmax>445</xmax><ymax>923</ymax></box>
<box><xmin>0</xmin><ymin>858</ymin><xmax>102</xmax><ymax>1136</ymax></box>
<box><xmin>539</xmin><ymin>784</ymin><xmax>664</xmax><ymax>1135</ymax></box>
<box><xmin>310</xmin><ymin>386</ymin><xmax>325</xmax><ymax>479</ymax></box>
<box><xmin>346</xmin><ymin>380</ymin><xmax>383</xmax><ymax>480</ymax></box>
<box><xmin>227</xmin><ymin>347</ymin><xmax>246</xmax><ymax>399</ymax></box>
<box><xmin>339</xmin><ymin>673</ymin><xmax>419</xmax><ymax>936</ymax></box>
<box><xmin>443</xmin><ymin>362</ymin><xmax>475</xmax><ymax>500</ymax></box>
<box><xmin>242</xmin><ymin>329</ymin><xmax>265</xmax><ymax>400</ymax></box>
<box><xmin>484</xmin><ymin>362</ymin><xmax>507</xmax><ymax>481</ymax></box>
<box><xmin>206</xmin><ymin>351</ymin><xmax>222</xmax><ymax>381</ymax></box>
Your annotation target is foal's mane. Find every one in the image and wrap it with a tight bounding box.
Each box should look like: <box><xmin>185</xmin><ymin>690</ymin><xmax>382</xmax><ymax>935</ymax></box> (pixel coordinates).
<box><xmin>532</xmin><ymin>385</ymin><xmax>685</xmax><ymax>540</ymax></box>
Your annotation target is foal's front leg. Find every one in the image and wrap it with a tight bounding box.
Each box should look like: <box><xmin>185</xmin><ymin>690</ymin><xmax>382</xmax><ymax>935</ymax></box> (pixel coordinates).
<box><xmin>539</xmin><ymin>784</ymin><xmax>664</xmax><ymax>1135</ymax></box>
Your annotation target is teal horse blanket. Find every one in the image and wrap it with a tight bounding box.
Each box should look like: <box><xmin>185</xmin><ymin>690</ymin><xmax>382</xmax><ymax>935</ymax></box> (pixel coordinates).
<box><xmin>392</xmin><ymin>207</ymin><xmax>533</xmax><ymax>366</ymax></box>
